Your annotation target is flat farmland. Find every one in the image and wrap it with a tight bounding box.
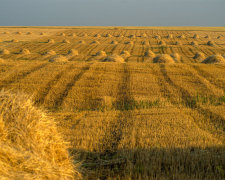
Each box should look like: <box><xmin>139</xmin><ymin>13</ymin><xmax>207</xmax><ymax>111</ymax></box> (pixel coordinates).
<box><xmin>0</xmin><ymin>27</ymin><xmax>225</xmax><ymax>179</ymax></box>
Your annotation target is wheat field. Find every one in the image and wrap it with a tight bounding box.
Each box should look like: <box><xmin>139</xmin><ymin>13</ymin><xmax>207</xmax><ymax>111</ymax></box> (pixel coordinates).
<box><xmin>0</xmin><ymin>26</ymin><xmax>224</xmax><ymax>179</ymax></box>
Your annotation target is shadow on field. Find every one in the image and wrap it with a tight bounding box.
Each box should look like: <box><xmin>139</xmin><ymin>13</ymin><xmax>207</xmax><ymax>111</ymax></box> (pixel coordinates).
<box><xmin>70</xmin><ymin>146</ymin><xmax>225</xmax><ymax>179</ymax></box>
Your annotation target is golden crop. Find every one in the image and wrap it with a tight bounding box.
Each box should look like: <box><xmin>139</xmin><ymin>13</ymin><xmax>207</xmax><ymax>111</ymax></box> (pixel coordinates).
<box><xmin>0</xmin><ymin>27</ymin><xmax>224</xmax><ymax>179</ymax></box>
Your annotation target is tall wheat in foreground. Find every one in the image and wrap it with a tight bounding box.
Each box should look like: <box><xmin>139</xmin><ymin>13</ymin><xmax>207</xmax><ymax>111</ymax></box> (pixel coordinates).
<box><xmin>0</xmin><ymin>91</ymin><xmax>81</xmax><ymax>179</ymax></box>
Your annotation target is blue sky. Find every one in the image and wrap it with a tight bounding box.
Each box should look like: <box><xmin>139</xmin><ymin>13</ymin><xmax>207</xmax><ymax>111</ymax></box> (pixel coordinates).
<box><xmin>0</xmin><ymin>0</ymin><xmax>224</xmax><ymax>26</ymax></box>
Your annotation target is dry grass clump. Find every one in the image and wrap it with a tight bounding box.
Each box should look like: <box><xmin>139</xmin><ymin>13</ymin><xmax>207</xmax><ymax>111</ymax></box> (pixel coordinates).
<box><xmin>111</xmin><ymin>40</ymin><xmax>118</xmax><ymax>45</ymax></box>
<box><xmin>16</xmin><ymin>32</ymin><xmax>22</xmax><ymax>35</ymax></box>
<box><xmin>47</xmin><ymin>39</ymin><xmax>55</xmax><ymax>43</ymax></box>
<box><xmin>0</xmin><ymin>58</ymin><xmax>5</xmax><ymax>63</ymax></box>
<box><xmin>0</xmin><ymin>90</ymin><xmax>80</xmax><ymax>179</ymax></box>
<box><xmin>207</xmin><ymin>41</ymin><xmax>216</xmax><ymax>46</ymax></box>
<box><xmin>3</xmin><ymin>32</ymin><xmax>9</xmax><ymax>34</ymax></box>
<box><xmin>45</xmin><ymin>50</ymin><xmax>56</xmax><ymax>56</ymax></box>
<box><xmin>129</xmin><ymin>35</ymin><xmax>136</xmax><ymax>38</ymax></box>
<box><xmin>26</xmin><ymin>32</ymin><xmax>32</xmax><ymax>35</ymax></box>
<box><xmin>94</xmin><ymin>34</ymin><xmax>101</xmax><ymax>38</ymax></box>
<box><xmin>141</xmin><ymin>33</ymin><xmax>147</xmax><ymax>37</ymax></box>
<box><xmin>0</xmin><ymin>39</ymin><xmax>2</xmax><ymax>43</ymax></box>
<box><xmin>40</xmin><ymin>32</ymin><xmax>45</xmax><ymax>35</ymax></box>
<box><xmin>193</xmin><ymin>34</ymin><xmax>199</xmax><ymax>39</ymax></box>
<box><xmin>79</xmin><ymin>40</ymin><xmax>85</xmax><ymax>44</ymax></box>
<box><xmin>11</xmin><ymin>39</ymin><xmax>19</xmax><ymax>43</ymax></box>
<box><xmin>154</xmin><ymin>35</ymin><xmax>161</xmax><ymax>39</ymax></box>
<box><xmin>193</xmin><ymin>52</ymin><xmax>205</xmax><ymax>61</ymax></box>
<box><xmin>60</xmin><ymin>33</ymin><xmax>66</xmax><ymax>36</ymax></box>
<box><xmin>62</xmin><ymin>39</ymin><xmax>70</xmax><ymax>44</ymax></box>
<box><xmin>178</xmin><ymin>34</ymin><xmax>185</xmax><ymax>39</ymax></box>
<box><xmin>19</xmin><ymin>49</ymin><xmax>30</xmax><ymax>55</ymax></box>
<box><xmin>153</xmin><ymin>54</ymin><xmax>175</xmax><ymax>63</ymax></box>
<box><xmin>117</xmin><ymin>34</ymin><xmax>123</xmax><ymax>38</ymax></box>
<box><xmin>106</xmin><ymin>34</ymin><xmax>112</xmax><ymax>38</ymax></box>
<box><xmin>191</xmin><ymin>41</ymin><xmax>198</xmax><ymax>46</ymax></box>
<box><xmin>103</xmin><ymin>54</ymin><xmax>125</xmax><ymax>63</ymax></box>
<box><xmin>67</xmin><ymin>49</ymin><xmax>79</xmax><ymax>56</ymax></box>
<box><xmin>91</xmin><ymin>40</ymin><xmax>100</xmax><ymax>44</ymax></box>
<box><xmin>120</xmin><ymin>50</ymin><xmax>130</xmax><ymax>58</ymax></box>
<box><xmin>167</xmin><ymin>34</ymin><xmax>173</xmax><ymax>39</ymax></box>
<box><xmin>144</xmin><ymin>50</ymin><xmax>155</xmax><ymax>58</ymax></box>
<box><xmin>175</xmin><ymin>41</ymin><xmax>182</xmax><ymax>45</ymax></box>
<box><xmin>205</xmin><ymin>35</ymin><xmax>210</xmax><ymax>39</ymax></box>
<box><xmin>170</xmin><ymin>53</ymin><xmax>181</xmax><ymax>62</ymax></box>
<box><xmin>82</xmin><ymin>33</ymin><xmax>88</xmax><ymax>37</ymax></box>
<box><xmin>217</xmin><ymin>36</ymin><xmax>221</xmax><ymax>39</ymax></box>
<box><xmin>125</xmin><ymin>41</ymin><xmax>134</xmax><ymax>45</ymax></box>
<box><xmin>49</xmin><ymin>55</ymin><xmax>68</xmax><ymax>62</ymax></box>
<box><xmin>96</xmin><ymin>51</ymin><xmax>107</xmax><ymax>57</ymax></box>
<box><xmin>202</xmin><ymin>54</ymin><xmax>225</xmax><ymax>64</ymax></box>
<box><xmin>142</xmin><ymin>41</ymin><xmax>149</xmax><ymax>45</ymax></box>
<box><xmin>159</xmin><ymin>40</ymin><xmax>166</xmax><ymax>46</ymax></box>
<box><xmin>0</xmin><ymin>49</ymin><xmax>10</xmax><ymax>55</ymax></box>
<box><xmin>70</xmin><ymin>33</ymin><xmax>76</xmax><ymax>37</ymax></box>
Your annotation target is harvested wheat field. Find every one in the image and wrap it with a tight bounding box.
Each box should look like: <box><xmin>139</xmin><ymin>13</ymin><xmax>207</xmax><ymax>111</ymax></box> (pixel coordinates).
<box><xmin>0</xmin><ymin>26</ymin><xmax>225</xmax><ymax>180</ymax></box>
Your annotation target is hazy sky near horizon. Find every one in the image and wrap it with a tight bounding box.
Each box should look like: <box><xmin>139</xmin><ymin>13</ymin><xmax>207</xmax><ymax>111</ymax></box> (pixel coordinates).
<box><xmin>0</xmin><ymin>0</ymin><xmax>225</xmax><ymax>26</ymax></box>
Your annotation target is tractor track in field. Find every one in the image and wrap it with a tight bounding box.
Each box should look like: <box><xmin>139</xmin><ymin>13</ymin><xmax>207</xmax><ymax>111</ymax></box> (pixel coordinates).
<box><xmin>100</xmin><ymin>63</ymin><xmax>134</xmax><ymax>153</ymax></box>
<box><xmin>178</xmin><ymin>65</ymin><xmax>224</xmax><ymax>96</ymax></box>
<box><xmin>53</xmin><ymin>63</ymin><xmax>93</xmax><ymax>110</ymax></box>
<box><xmin>82</xmin><ymin>61</ymin><xmax>135</xmax><ymax>180</ymax></box>
<box><xmin>158</xmin><ymin>64</ymin><xmax>225</xmax><ymax>132</ymax></box>
<box><xmin>34</xmin><ymin>64</ymin><xmax>75</xmax><ymax>105</ymax></box>
<box><xmin>175</xmin><ymin>47</ymin><xmax>187</xmax><ymax>63</ymax></box>
<box><xmin>180</xmin><ymin>47</ymin><xmax>195</xmax><ymax>63</ymax></box>
<box><xmin>0</xmin><ymin>63</ymin><xmax>48</xmax><ymax>90</ymax></box>
<box><xmin>189</xmin><ymin>64</ymin><xmax>225</xmax><ymax>91</ymax></box>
